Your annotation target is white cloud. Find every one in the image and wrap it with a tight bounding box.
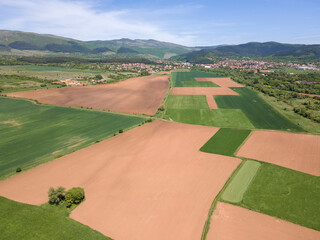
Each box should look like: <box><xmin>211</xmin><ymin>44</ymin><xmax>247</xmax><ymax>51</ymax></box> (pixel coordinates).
<box><xmin>0</xmin><ymin>0</ymin><xmax>198</xmax><ymax>45</ymax></box>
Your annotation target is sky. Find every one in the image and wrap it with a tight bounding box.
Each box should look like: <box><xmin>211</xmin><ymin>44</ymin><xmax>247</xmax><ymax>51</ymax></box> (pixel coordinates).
<box><xmin>0</xmin><ymin>0</ymin><xmax>319</xmax><ymax>46</ymax></box>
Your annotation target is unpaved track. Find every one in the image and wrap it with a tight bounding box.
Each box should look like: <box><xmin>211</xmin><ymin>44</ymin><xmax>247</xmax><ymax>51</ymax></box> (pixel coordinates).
<box><xmin>237</xmin><ymin>131</ymin><xmax>320</xmax><ymax>176</ymax></box>
<box><xmin>196</xmin><ymin>77</ymin><xmax>244</xmax><ymax>88</ymax></box>
<box><xmin>0</xmin><ymin>121</ymin><xmax>240</xmax><ymax>240</ymax></box>
<box><xmin>207</xmin><ymin>202</ymin><xmax>320</xmax><ymax>240</ymax></box>
<box><xmin>7</xmin><ymin>75</ymin><xmax>169</xmax><ymax>115</ymax></box>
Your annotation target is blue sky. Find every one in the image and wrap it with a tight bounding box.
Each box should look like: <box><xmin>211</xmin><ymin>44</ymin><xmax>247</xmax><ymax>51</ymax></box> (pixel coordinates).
<box><xmin>0</xmin><ymin>0</ymin><xmax>319</xmax><ymax>46</ymax></box>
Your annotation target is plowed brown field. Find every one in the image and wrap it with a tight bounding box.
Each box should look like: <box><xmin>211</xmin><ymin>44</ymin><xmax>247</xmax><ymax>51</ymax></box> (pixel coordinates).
<box><xmin>7</xmin><ymin>75</ymin><xmax>169</xmax><ymax>115</ymax></box>
<box><xmin>207</xmin><ymin>202</ymin><xmax>320</xmax><ymax>240</ymax></box>
<box><xmin>170</xmin><ymin>87</ymin><xmax>238</xmax><ymax>96</ymax></box>
<box><xmin>237</xmin><ymin>131</ymin><xmax>320</xmax><ymax>176</ymax></box>
<box><xmin>0</xmin><ymin>121</ymin><xmax>240</xmax><ymax>240</ymax></box>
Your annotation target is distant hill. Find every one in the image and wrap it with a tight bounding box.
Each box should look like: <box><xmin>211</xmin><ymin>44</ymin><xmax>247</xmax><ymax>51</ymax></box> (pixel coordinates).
<box><xmin>0</xmin><ymin>30</ymin><xmax>192</xmax><ymax>59</ymax></box>
<box><xmin>174</xmin><ymin>42</ymin><xmax>320</xmax><ymax>63</ymax></box>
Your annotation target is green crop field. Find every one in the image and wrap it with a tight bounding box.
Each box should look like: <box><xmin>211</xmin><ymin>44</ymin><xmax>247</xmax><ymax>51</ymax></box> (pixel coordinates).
<box><xmin>0</xmin><ymin>97</ymin><xmax>144</xmax><ymax>178</ymax></box>
<box><xmin>215</xmin><ymin>88</ymin><xmax>304</xmax><ymax>131</ymax></box>
<box><xmin>172</xmin><ymin>70</ymin><xmax>223</xmax><ymax>87</ymax></box>
<box><xmin>0</xmin><ymin>197</ymin><xmax>111</xmax><ymax>240</ymax></box>
<box><xmin>166</xmin><ymin>95</ymin><xmax>209</xmax><ymax>109</ymax></box>
<box><xmin>165</xmin><ymin>95</ymin><xmax>254</xmax><ymax>128</ymax></box>
<box><xmin>200</xmin><ymin>128</ymin><xmax>251</xmax><ymax>156</ymax></box>
<box><xmin>166</xmin><ymin>109</ymin><xmax>254</xmax><ymax>128</ymax></box>
<box><xmin>221</xmin><ymin>160</ymin><xmax>261</xmax><ymax>203</ymax></box>
<box><xmin>239</xmin><ymin>163</ymin><xmax>320</xmax><ymax>231</ymax></box>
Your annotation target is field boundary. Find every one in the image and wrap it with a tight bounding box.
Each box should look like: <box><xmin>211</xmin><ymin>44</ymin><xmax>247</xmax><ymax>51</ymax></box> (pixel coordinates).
<box><xmin>221</xmin><ymin>160</ymin><xmax>261</xmax><ymax>203</ymax></box>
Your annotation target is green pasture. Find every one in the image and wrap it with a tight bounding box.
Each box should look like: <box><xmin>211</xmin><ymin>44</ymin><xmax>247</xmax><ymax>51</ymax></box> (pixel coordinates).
<box><xmin>200</xmin><ymin>128</ymin><xmax>251</xmax><ymax>156</ymax></box>
<box><xmin>166</xmin><ymin>95</ymin><xmax>209</xmax><ymax>109</ymax></box>
<box><xmin>21</xmin><ymin>65</ymin><xmax>102</xmax><ymax>73</ymax></box>
<box><xmin>239</xmin><ymin>163</ymin><xmax>320</xmax><ymax>231</ymax></box>
<box><xmin>221</xmin><ymin>160</ymin><xmax>260</xmax><ymax>203</ymax></box>
<box><xmin>0</xmin><ymin>197</ymin><xmax>111</xmax><ymax>240</ymax></box>
<box><xmin>0</xmin><ymin>97</ymin><xmax>144</xmax><ymax>178</ymax></box>
<box><xmin>172</xmin><ymin>70</ymin><xmax>223</xmax><ymax>87</ymax></box>
<box><xmin>215</xmin><ymin>87</ymin><xmax>304</xmax><ymax>131</ymax></box>
<box><xmin>166</xmin><ymin>109</ymin><xmax>254</xmax><ymax>128</ymax></box>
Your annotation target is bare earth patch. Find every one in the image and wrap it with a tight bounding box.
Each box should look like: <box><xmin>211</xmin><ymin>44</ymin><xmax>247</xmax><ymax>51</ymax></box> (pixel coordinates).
<box><xmin>237</xmin><ymin>131</ymin><xmax>320</xmax><ymax>176</ymax></box>
<box><xmin>1</xmin><ymin>120</ymin><xmax>21</xmax><ymax>126</ymax></box>
<box><xmin>0</xmin><ymin>121</ymin><xmax>240</xmax><ymax>240</ymax></box>
<box><xmin>299</xmin><ymin>93</ymin><xmax>320</xmax><ymax>98</ymax></box>
<box><xmin>206</xmin><ymin>95</ymin><xmax>218</xmax><ymax>109</ymax></box>
<box><xmin>196</xmin><ymin>77</ymin><xmax>244</xmax><ymax>88</ymax></box>
<box><xmin>170</xmin><ymin>87</ymin><xmax>239</xmax><ymax>96</ymax></box>
<box><xmin>207</xmin><ymin>202</ymin><xmax>320</xmax><ymax>240</ymax></box>
<box><xmin>7</xmin><ymin>75</ymin><xmax>169</xmax><ymax>115</ymax></box>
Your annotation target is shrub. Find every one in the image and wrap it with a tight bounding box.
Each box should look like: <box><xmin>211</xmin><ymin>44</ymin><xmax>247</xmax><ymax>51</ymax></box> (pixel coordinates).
<box><xmin>158</xmin><ymin>105</ymin><xmax>165</xmax><ymax>111</ymax></box>
<box><xmin>16</xmin><ymin>167</ymin><xmax>22</xmax><ymax>173</ymax></box>
<box><xmin>65</xmin><ymin>187</ymin><xmax>85</xmax><ymax>207</ymax></box>
<box><xmin>48</xmin><ymin>186</ymin><xmax>66</xmax><ymax>205</ymax></box>
<box><xmin>119</xmin><ymin>129</ymin><xmax>123</xmax><ymax>133</ymax></box>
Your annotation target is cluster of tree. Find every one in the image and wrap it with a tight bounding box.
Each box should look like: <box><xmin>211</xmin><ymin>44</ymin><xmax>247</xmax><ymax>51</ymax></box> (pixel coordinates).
<box><xmin>199</xmin><ymin>67</ymin><xmax>320</xmax><ymax>123</ymax></box>
<box><xmin>48</xmin><ymin>186</ymin><xmax>85</xmax><ymax>208</ymax></box>
<box><xmin>0</xmin><ymin>74</ymin><xmax>65</xmax><ymax>92</ymax></box>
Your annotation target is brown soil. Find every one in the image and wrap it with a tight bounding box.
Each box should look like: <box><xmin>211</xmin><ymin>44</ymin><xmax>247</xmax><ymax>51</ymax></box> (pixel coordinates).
<box><xmin>299</xmin><ymin>93</ymin><xmax>320</xmax><ymax>98</ymax></box>
<box><xmin>0</xmin><ymin>121</ymin><xmax>240</xmax><ymax>240</ymax></box>
<box><xmin>7</xmin><ymin>75</ymin><xmax>169</xmax><ymax>115</ymax></box>
<box><xmin>207</xmin><ymin>202</ymin><xmax>320</xmax><ymax>240</ymax></box>
<box><xmin>170</xmin><ymin>87</ymin><xmax>238</xmax><ymax>96</ymax></box>
<box><xmin>1</xmin><ymin>120</ymin><xmax>21</xmax><ymax>126</ymax></box>
<box><xmin>237</xmin><ymin>131</ymin><xmax>320</xmax><ymax>176</ymax></box>
<box><xmin>196</xmin><ymin>77</ymin><xmax>244</xmax><ymax>88</ymax></box>
<box><xmin>206</xmin><ymin>95</ymin><xmax>218</xmax><ymax>109</ymax></box>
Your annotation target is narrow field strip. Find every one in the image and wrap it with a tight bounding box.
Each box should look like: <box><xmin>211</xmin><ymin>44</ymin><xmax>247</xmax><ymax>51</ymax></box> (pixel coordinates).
<box><xmin>206</xmin><ymin>95</ymin><xmax>218</xmax><ymax>109</ymax></box>
<box><xmin>221</xmin><ymin>160</ymin><xmax>261</xmax><ymax>203</ymax></box>
<box><xmin>200</xmin><ymin>128</ymin><xmax>251</xmax><ymax>156</ymax></box>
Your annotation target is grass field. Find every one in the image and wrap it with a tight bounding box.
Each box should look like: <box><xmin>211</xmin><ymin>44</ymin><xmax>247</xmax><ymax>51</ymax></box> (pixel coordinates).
<box><xmin>215</xmin><ymin>87</ymin><xmax>304</xmax><ymax>131</ymax></box>
<box><xmin>239</xmin><ymin>163</ymin><xmax>320</xmax><ymax>231</ymax></box>
<box><xmin>166</xmin><ymin>109</ymin><xmax>254</xmax><ymax>128</ymax></box>
<box><xmin>172</xmin><ymin>70</ymin><xmax>223</xmax><ymax>87</ymax></box>
<box><xmin>200</xmin><ymin>128</ymin><xmax>251</xmax><ymax>156</ymax></box>
<box><xmin>221</xmin><ymin>160</ymin><xmax>261</xmax><ymax>203</ymax></box>
<box><xmin>0</xmin><ymin>197</ymin><xmax>111</xmax><ymax>240</ymax></box>
<box><xmin>0</xmin><ymin>97</ymin><xmax>144</xmax><ymax>178</ymax></box>
<box><xmin>165</xmin><ymin>95</ymin><xmax>209</xmax><ymax>109</ymax></box>
<box><xmin>165</xmin><ymin>95</ymin><xmax>254</xmax><ymax>128</ymax></box>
